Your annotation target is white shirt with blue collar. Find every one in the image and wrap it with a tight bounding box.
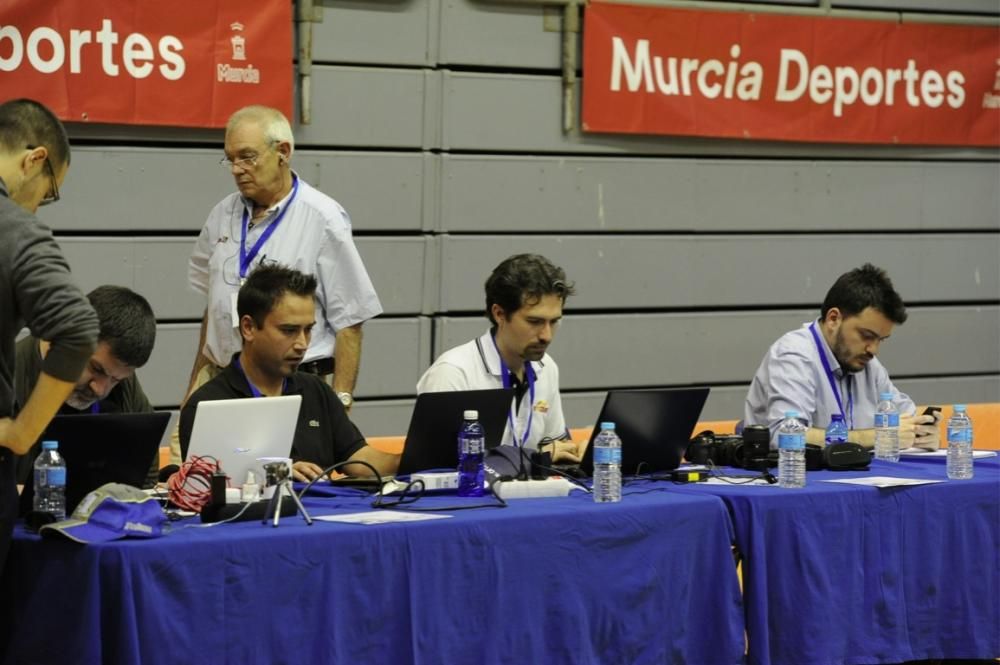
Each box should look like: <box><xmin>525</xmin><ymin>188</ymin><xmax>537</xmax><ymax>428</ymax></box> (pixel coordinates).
<box><xmin>744</xmin><ymin>320</ymin><xmax>915</xmax><ymax>443</ymax></box>
<box><xmin>416</xmin><ymin>330</ymin><xmax>569</xmax><ymax>450</ymax></box>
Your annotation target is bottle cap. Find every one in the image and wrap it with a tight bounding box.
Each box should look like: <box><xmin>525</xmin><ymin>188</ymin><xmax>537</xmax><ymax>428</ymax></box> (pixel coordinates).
<box><xmin>600</xmin><ymin>422</ymin><xmax>616</xmax><ymax>430</ymax></box>
<box><xmin>879</xmin><ymin>392</ymin><xmax>893</xmax><ymax>401</ymax></box>
<box><xmin>953</xmin><ymin>404</ymin><xmax>966</xmax><ymax>412</ymax></box>
<box><xmin>784</xmin><ymin>411</ymin><xmax>799</xmax><ymax>419</ymax></box>
<box><xmin>830</xmin><ymin>414</ymin><xmax>845</xmax><ymax>423</ymax></box>
<box><xmin>41</xmin><ymin>440</ymin><xmax>58</xmax><ymax>450</ymax></box>
<box><xmin>463</xmin><ymin>410</ymin><xmax>479</xmax><ymax>420</ymax></box>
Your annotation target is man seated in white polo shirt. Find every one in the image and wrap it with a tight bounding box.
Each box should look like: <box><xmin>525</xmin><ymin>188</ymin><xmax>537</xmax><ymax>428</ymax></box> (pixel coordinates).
<box><xmin>416</xmin><ymin>254</ymin><xmax>582</xmax><ymax>463</ymax></box>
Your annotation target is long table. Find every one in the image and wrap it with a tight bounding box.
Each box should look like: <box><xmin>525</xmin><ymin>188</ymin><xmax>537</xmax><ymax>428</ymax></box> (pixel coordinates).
<box><xmin>669</xmin><ymin>454</ymin><xmax>1000</xmax><ymax>665</ymax></box>
<box><xmin>1</xmin><ymin>486</ymin><xmax>745</xmax><ymax>665</ymax></box>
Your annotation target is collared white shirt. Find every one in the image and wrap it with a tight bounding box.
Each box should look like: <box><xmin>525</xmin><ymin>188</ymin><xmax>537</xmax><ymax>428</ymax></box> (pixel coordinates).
<box><xmin>416</xmin><ymin>330</ymin><xmax>568</xmax><ymax>450</ymax></box>
<box><xmin>189</xmin><ymin>175</ymin><xmax>383</xmax><ymax>367</ymax></box>
<box><xmin>744</xmin><ymin>320</ymin><xmax>915</xmax><ymax>443</ymax></box>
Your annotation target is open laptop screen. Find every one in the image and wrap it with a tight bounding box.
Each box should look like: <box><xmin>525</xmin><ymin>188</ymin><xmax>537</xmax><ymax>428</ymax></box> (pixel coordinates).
<box><xmin>579</xmin><ymin>387</ymin><xmax>710</xmax><ymax>476</ymax></box>
<box><xmin>185</xmin><ymin>395</ymin><xmax>302</xmax><ymax>486</ymax></box>
<box><xmin>397</xmin><ymin>389</ymin><xmax>514</xmax><ymax>475</ymax></box>
<box><xmin>19</xmin><ymin>412</ymin><xmax>170</xmax><ymax>516</ymax></box>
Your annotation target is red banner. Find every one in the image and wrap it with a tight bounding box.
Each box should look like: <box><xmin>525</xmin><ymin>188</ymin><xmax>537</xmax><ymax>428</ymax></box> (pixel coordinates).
<box><xmin>0</xmin><ymin>0</ymin><xmax>293</xmax><ymax>128</ymax></box>
<box><xmin>582</xmin><ymin>3</ymin><xmax>1000</xmax><ymax>146</ymax></box>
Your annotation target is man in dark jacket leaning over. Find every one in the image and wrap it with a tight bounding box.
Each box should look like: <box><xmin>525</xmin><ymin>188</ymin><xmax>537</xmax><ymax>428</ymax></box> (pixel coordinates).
<box><xmin>0</xmin><ymin>98</ymin><xmax>99</xmax><ymax>568</ymax></box>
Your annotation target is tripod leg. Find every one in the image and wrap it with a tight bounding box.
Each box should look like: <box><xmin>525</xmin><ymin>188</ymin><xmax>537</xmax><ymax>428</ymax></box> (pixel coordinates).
<box><xmin>286</xmin><ymin>484</ymin><xmax>313</xmax><ymax>525</ymax></box>
<box><xmin>272</xmin><ymin>482</ymin><xmax>284</xmax><ymax>528</ymax></box>
<box><xmin>262</xmin><ymin>483</ymin><xmax>280</xmax><ymax>525</ymax></box>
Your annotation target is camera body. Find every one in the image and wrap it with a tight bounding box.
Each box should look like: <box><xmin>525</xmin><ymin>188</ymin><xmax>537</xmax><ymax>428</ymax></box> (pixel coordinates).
<box><xmin>686</xmin><ymin>424</ymin><xmax>775</xmax><ymax>470</ymax></box>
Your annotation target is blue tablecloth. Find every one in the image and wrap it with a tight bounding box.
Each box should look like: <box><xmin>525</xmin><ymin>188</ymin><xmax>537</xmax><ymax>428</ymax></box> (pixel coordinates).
<box><xmin>1</xmin><ymin>487</ymin><xmax>744</xmax><ymax>665</ymax></box>
<box><xmin>674</xmin><ymin>455</ymin><xmax>1000</xmax><ymax>665</ymax></box>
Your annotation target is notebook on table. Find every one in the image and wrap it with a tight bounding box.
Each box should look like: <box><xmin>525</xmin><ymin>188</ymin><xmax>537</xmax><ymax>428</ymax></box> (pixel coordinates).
<box><xmin>19</xmin><ymin>411</ymin><xmax>171</xmax><ymax>516</ymax></box>
<box><xmin>184</xmin><ymin>395</ymin><xmax>302</xmax><ymax>486</ymax></box>
<box><xmin>578</xmin><ymin>387</ymin><xmax>711</xmax><ymax>477</ymax></box>
<box><xmin>397</xmin><ymin>389</ymin><xmax>514</xmax><ymax>475</ymax></box>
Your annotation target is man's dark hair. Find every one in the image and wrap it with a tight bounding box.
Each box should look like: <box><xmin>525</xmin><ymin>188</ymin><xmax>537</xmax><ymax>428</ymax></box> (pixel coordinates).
<box><xmin>238</xmin><ymin>264</ymin><xmax>317</xmax><ymax>330</ymax></box>
<box><xmin>485</xmin><ymin>254</ymin><xmax>576</xmax><ymax>326</ymax></box>
<box><xmin>87</xmin><ymin>286</ymin><xmax>156</xmax><ymax>367</ymax></box>
<box><xmin>0</xmin><ymin>98</ymin><xmax>71</xmax><ymax>169</ymax></box>
<box><xmin>821</xmin><ymin>263</ymin><xmax>907</xmax><ymax>325</ymax></box>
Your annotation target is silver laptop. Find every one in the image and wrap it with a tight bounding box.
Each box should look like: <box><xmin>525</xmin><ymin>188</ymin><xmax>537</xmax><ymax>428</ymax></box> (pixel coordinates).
<box><xmin>185</xmin><ymin>395</ymin><xmax>302</xmax><ymax>485</ymax></box>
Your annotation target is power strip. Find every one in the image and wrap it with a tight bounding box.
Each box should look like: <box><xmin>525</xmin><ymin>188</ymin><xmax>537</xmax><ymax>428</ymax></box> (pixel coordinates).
<box><xmin>493</xmin><ymin>478</ymin><xmax>574</xmax><ymax>500</ymax></box>
<box><xmin>410</xmin><ymin>471</ymin><xmax>459</xmax><ymax>491</ymax></box>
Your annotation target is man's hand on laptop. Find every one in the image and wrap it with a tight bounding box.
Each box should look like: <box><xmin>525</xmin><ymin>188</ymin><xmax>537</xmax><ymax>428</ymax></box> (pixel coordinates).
<box><xmin>292</xmin><ymin>461</ymin><xmax>327</xmax><ymax>482</ymax></box>
<box><xmin>544</xmin><ymin>439</ymin><xmax>583</xmax><ymax>464</ymax></box>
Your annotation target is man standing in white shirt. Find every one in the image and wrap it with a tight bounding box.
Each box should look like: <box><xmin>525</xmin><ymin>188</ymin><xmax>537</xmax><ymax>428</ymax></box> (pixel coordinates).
<box><xmin>178</xmin><ymin>106</ymin><xmax>382</xmax><ymax>463</ymax></box>
<box><xmin>417</xmin><ymin>254</ymin><xmax>582</xmax><ymax>463</ymax></box>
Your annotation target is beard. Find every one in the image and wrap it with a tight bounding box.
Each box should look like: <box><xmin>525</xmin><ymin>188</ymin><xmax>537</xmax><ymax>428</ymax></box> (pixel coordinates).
<box><xmin>64</xmin><ymin>388</ymin><xmax>98</xmax><ymax>411</ymax></box>
<box><xmin>832</xmin><ymin>328</ymin><xmax>869</xmax><ymax>374</ymax></box>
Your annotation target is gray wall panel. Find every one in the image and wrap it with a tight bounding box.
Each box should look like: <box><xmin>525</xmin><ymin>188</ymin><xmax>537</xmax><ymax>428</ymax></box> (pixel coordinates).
<box><xmin>315</xmin><ymin>0</ymin><xmax>434</xmax><ymax>66</ymax></box>
<box><xmin>137</xmin><ymin>323</ymin><xmax>200</xmax><ymax>408</ymax></box>
<box><xmin>39</xmin><ymin>148</ymin><xmax>428</xmax><ymax>233</ymax></box>
<box><xmin>297</xmin><ymin>66</ymin><xmax>431</xmax><ymax>148</ymax></box>
<box><xmin>442</xmin><ymin>72</ymin><xmax>996</xmax><ymax>159</ymax></box>
<box><xmin>40</xmin><ymin>148</ymin><xmax>230</xmax><ymax>233</ymax></box>
<box><xmin>437</xmin><ymin>234</ymin><xmax>1000</xmax><ymax>311</ymax></box>
<box><xmin>356</xmin><ymin>237</ymin><xmax>432</xmax><ymax>315</ymax></box>
<box><xmin>439</xmin><ymin>0</ymin><xmax>560</xmax><ymax>69</ymax></box>
<box><xmin>58</xmin><ymin>237</ymin><xmax>428</xmax><ymax>318</ymax></box>
<box><xmin>58</xmin><ymin>239</ymin><xmax>204</xmax><ymax>321</ymax></box>
<box><xmin>353</xmin><ymin>317</ymin><xmax>433</xmax><ymax>397</ymax></box>
<box><xmin>440</xmin><ymin>156</ymin><xmax>1000</xmax><ymax>232</ymax></box>
<box><xmin>433</xmin><ymin>306</ymin><xmax>1000</xmax><ymax>389</ymax></box>
<box><xmin>295</xmin><ymin>152</ymin><xmax>430</xmax><ymax>231</ymax></box>
<box><xmin>351</xmin><ymin>399</ymin><xmax>419</xmax><ymax>438</ymax></box>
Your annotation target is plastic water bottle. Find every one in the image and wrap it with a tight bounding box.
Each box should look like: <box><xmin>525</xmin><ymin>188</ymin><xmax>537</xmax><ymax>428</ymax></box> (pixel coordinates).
<box><xmin>874</xmin><ymin>392</ymin><xmax>900</xmax><ymax>462</ymax></box>
<box><xmin>457</xmin><ymin>410</ymin><xmax>485</xmax><ymax>497</ymax></box>
<box><xmin>592</xmin><ymin>422</ymin><xmax>622</xmax><ymax>503</ymax></box>
<box><xmin>777</xmin><ymin>411</ymin><xmax>806</xmax><ymax>488</ymax></box>
<box><xmin>33</xmin><ymin>440</ymin><xmax>67</xmax><ymax>520</ymax></box>
<box><xmin>825</xmin><ymin>414</ymin><xmax>848</xmax><ymax>447</ymax></box>
<box><xmin>946</xmin><ymin>404</ymin><xmax>974</xmax><ymax>480</ymax></box>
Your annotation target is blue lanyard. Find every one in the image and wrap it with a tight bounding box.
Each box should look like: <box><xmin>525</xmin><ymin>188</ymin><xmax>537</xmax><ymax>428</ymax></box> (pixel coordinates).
<box><xmin>234</xmin><ymin>355</ymin><xmax>285</xmax><ymax>398</ymax></box>
<box><xmin>491</xmin><ymin>335</ymin><xmax>535</xmax><ymax>448</ymax></box>
<box><xmin>809</xmin><ymin>322</ymin><xmax>854</xmax><ymax>429</ymax></box>
<box><xmin>238</xmin><ymin>176</ymin><xmax>299</xmax><ymax>279</ymax></box>
<box><xmin>90</xmin><ymin>402</ymin><xmax>100</xmax><ymax>414</ymax></box>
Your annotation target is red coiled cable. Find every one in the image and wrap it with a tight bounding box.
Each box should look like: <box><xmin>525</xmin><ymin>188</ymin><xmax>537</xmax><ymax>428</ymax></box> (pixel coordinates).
<box><xmin>167</xmin><ymin>455</ymin><xmax>223</xmax><ymax>512</ymax></box>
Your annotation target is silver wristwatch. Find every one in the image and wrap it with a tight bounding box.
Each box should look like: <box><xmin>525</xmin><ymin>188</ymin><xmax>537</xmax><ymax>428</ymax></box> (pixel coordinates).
<box><xmin>336</xmin><ymin>392</ymin><xmax>354</xmax><ymax>409</ymax></box>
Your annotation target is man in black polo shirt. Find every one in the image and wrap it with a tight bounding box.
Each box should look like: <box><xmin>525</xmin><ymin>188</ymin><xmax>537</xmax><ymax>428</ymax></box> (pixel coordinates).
<box><xmin>179</xmin><ymin>265</ymin><xmax>397</xmax><ymax>481</ymax></box>
<box><xmin>14</xmin><ymin>285</ymin><xmax>159</xmax><ymax>486</ymax></box>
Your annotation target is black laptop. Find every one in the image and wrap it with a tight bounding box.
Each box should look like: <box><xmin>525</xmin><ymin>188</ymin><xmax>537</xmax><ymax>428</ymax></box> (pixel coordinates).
<box><xmin>397</xmin><ymin>389</ymin><xmax>514</xmax><ymax>475</ymax></box>
<box><xmin>19</xmin><ymin>412</ymin><xmax>171</xmax><ymax>516</ymax></box>
<box><xmin>578</xmin><ymin>388</ymin><xmax>710</xmax><ymax>476</ymax></box>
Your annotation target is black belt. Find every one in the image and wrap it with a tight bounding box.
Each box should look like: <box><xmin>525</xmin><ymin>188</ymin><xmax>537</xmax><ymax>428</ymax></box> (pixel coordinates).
<box><xmin>298</xmin><ymin>357</ymin><xmax>335</xmax><ymax>376</ymax></box>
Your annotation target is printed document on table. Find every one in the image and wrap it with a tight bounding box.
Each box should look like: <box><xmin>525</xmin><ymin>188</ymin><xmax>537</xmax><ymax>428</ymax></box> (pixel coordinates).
<box><xmin>899</xmin><ymin>448</ymin><xmax>996</xmax><ymax>459</ymax></box>
<box><xmin>316</xmin><ymin>511</ymin><xmax>452</xmax><ymax>525</ymax></box>
<box><xmin>821</xmin><ymin>476</ymin><xmax>944</xmax><ymax>488</ymax></box>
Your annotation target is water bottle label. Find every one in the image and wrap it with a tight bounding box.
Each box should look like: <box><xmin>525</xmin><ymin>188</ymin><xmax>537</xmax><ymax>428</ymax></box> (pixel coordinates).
<box><xmin>42</xmin><ymin>467</ymin><xmax>67</xmax><ymax>486</ymax></box>
<box><xmin>461</xmin><ymin>436</ymin><xmax>485</xmax><ymax>454</ymax></box>
<box><xmin>874</xmin><ymin>413</ymin><xmax>899</xmax><ymax>428</ymax></box>
<box><xmin>947</xmin><ymin>427</ymin><xmax>971</xmax><ymax>444</ymax></box>
<box><xmin>594</xmin><ymin>447</ymin><xmax>621</xmax><ymax>465</ymax></box>
<box><xmin>778</xmin><ymin>433</ymin><xmax>804</xmax><ymax>451</ymax></box>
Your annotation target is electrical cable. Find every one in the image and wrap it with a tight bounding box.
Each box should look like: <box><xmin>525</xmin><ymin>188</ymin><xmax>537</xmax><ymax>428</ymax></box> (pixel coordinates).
<box><xmin>166</xmin><ymin>455</ymin><xmax>222</xmax><ymax>512</ymax></box>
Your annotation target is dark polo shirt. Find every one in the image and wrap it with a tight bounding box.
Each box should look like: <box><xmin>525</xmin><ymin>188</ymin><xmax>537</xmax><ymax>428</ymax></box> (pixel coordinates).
<box><xmin>179</xmin><ymin>353</ymin><xmax>366</xmax><ymax>470</ymax></box>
